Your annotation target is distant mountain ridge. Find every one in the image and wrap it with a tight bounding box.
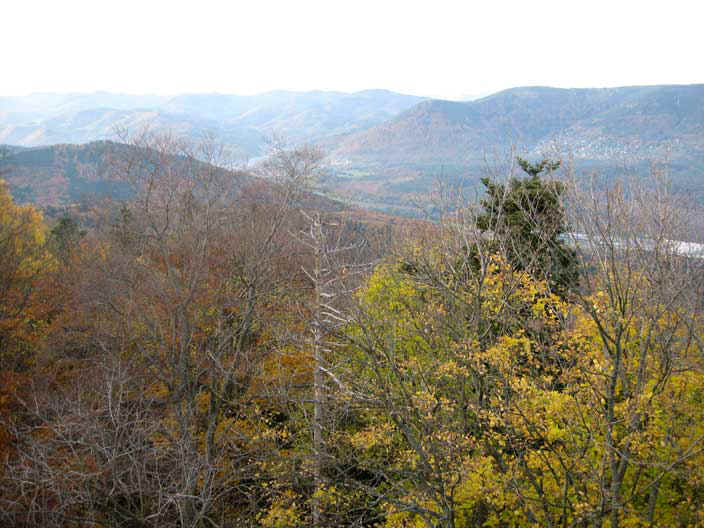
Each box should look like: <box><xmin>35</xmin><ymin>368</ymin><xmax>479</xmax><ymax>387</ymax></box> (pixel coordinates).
<box><xmin>330</xmin><ymin>85</ymin><xmax>704</xmax><ymax>165</ymax></box>
<box><xmin>0</xmin><ymin>89</ymin><xmax>425</xmax><ymax>158</ymax></box>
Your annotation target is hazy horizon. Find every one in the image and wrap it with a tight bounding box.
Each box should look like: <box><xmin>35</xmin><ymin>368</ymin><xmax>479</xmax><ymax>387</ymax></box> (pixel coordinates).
<box><xmin>4</xmin><ymin>82</ymin><xmax>704</xmax><ymax>104</ymax></box>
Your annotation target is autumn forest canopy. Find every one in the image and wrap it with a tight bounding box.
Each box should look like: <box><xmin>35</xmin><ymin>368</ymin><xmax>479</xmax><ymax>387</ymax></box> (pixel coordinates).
<box><xmin>2</xmin><ymin>132</ymin><xmax>704</xmax><ymax>528</ymax></box>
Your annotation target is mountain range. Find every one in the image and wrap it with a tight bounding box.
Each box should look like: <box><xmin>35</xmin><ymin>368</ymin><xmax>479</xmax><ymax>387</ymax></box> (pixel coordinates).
<box><xmin>2</xmin><ymin>85</ymin><xmax>703</xmax><ymax>214</ymax></box>
<box><xmin>0</xmin><ymin>90</ymin><xmax>425</xmax><ymax>158</ymax></box>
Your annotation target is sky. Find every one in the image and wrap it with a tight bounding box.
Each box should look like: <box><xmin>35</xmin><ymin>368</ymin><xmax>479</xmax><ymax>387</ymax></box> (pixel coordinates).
<box><xmin>3</xmin><ymin>0</ymin><xmax>702</xmax><ymax>100</ymax></box>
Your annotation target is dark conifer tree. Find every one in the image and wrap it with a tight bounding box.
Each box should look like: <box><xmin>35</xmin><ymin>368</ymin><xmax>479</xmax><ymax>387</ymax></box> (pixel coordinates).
<box><xmin>477</xmin><ymin>157</ymin><xmax>578</xmax><ymax>296</ymax></box>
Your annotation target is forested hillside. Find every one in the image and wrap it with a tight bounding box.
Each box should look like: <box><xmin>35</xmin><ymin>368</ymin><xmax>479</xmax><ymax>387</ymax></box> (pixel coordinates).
<box><xmin>2</xmin><ymin>135</ymin><xmax>704</xmax><ymax>527</ymax></box>
<box><xmin>332</xmin><ymin>85</ymin><xmax>704</xmax><ymax>163</ymax></box>
<box><xmin>0</xmin><ymin>140</ymin><xmax>253</xmax><ymax>207</ymax></box>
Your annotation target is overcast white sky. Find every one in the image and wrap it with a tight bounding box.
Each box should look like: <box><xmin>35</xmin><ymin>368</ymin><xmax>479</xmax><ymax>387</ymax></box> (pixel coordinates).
<box><xmin>3</xmin><ymin>0</ymin><xmax>701</xmax><ymax>99</ymax></box>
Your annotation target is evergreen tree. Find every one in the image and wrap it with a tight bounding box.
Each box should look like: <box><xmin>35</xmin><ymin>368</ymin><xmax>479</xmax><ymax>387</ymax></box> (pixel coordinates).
<box><xmin>476</xmin><ymin>157</ymin><xmax>578</xmax><ymax>295</ymax></box>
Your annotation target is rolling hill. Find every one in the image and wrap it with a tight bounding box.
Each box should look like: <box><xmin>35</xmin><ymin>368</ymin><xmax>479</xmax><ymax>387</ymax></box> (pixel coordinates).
<box><xmin>0</xmin><ymin>141</ymin><xmax>254</xmax><ymax>207</ymax></box>
<box><xmin>0</xmin><ymin>140</ymin><xmax>355</xmax><ymax>216</ymax></box>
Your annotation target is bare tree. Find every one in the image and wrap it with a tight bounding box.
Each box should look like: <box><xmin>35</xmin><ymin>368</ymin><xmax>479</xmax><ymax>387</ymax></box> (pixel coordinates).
<box><xmin>291</xmin><ymin>208</ymin><xmax>374</xmax><ymax>527</ymax></box>
<box><xmin>3</xmin><ymin>132</ymin><xmax>321</xmax><ymax>527</ymax></box>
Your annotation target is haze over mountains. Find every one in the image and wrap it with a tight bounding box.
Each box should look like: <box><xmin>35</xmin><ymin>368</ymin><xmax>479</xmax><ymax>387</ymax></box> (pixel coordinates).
<box><xmin>0</xmin><ymin>90</ymin><xmax>425</xmax><ymax>157</ymax></box>
<box><xmin>2</xmin><ymin>84</ymin><xmax>703</xmax><ymax>214</ymax></box>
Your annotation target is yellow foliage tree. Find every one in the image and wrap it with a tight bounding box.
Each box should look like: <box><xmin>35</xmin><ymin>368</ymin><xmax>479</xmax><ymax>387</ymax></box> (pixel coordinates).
<box><xmin>338</xmin><ymin>247</ymin><xmax>568</xmax><ymax>528</ymax></box>
<box><xmin>0</xmin><ymin>179</ymin><xmax>53</xmax><ymax>365</ymax></box>
<box><xmin>340</xmin><ymin>226</ymin><xmax>704</xmax><ymax>528</ymax></box>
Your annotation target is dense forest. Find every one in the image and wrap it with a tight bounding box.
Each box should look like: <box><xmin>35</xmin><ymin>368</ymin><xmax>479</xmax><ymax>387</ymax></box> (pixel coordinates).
<box><xmin>2</xmin><ymin>134</ymin><xmax>704</xmax><ymax>528</ymax></box>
